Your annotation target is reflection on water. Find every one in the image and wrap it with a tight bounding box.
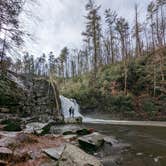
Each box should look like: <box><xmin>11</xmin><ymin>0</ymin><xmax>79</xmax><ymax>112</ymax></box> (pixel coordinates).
<box><xmin>84</xmin><ymin>123</ymin><xmax>166</xmax><ymax>166</ymax></box>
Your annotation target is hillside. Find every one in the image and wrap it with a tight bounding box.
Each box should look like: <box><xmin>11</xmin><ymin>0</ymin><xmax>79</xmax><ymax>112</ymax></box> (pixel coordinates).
<box><xmin>60</xmin><ymin>54</ymin><xmax>166</xmax><ymax>121</ymax></box>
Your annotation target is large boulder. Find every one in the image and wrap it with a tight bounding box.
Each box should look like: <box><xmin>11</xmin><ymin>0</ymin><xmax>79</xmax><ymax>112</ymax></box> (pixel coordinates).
<box><xmin>78</xmin><ymin>132</ymin><xmax>105</xmax><ymax>152</ymax></box>
<box><xmin>43</xmin><ymin>144</ymin><xmax>65</xmax><ymax>160</ymax></box>
<box><xmin>58</xmin><ymin>144</ymin><xmax>103</xmax><ymax>166</ymax></box>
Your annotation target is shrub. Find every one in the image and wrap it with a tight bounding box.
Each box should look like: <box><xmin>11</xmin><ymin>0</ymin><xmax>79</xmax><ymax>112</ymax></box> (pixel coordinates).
<box><xmin>1</xmin><ymin>119</ymin><xmax>22</xmax><ymax>131</ymax></box>
<box><xmin>3</xmin><ymin>121</ymin><xmax>22</xmax><ymax>131</ymax></box>
<box><xmin>142</xmin><ymin>99</ymin><xmax>157</xmax><ymax>112</ymax></box>
<box><xmin>109</xmin><ymin>95</ymin><xmax>134</xmax><ymax>112</ymax></box>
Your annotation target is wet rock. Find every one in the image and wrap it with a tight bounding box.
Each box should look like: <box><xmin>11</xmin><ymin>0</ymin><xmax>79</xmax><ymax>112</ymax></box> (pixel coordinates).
<box><xmin>55</xmin><ymin>126</ymin><xmax>94</xmax><ymax>136</ymax></box>
<box><xmin>43</xmin><ymin>144</ymin><xmax>65</xmax><ymax>160</ymax></box>
<box><xmin>76</xmin><ymin>128</ymin><xmax>94</xmax><ymax>136</ymax></box>
<box><xmin>64</xmin><ymin>117</ymin><xmax>83</xmax><ymax>124</ymax></box>
<box><xmin>58</xmin><ymin>143</ymin><xmax>103</xmax><ymax>166</ymax></box>
<box><xmin>78</xmin><ymin>132</ymin><xmax>105</xmax><ymax>152</ymax></box>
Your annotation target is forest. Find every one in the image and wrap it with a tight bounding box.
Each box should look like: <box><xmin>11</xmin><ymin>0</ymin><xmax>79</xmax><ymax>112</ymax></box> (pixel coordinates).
<box><xmin>0</xmin><ymin>0</ymin><xmax>166</xmax><ymax>166</ymax></box>
<box><xmin>1</xmin><ymin>0</ymin><xmax>165</xmax><ymax>120</ymax></box>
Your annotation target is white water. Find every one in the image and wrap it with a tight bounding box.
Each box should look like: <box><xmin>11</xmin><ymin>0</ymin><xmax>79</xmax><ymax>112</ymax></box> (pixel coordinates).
<box><xmin>60</xmin><ymin>96</ymin><xmax>166</xmax><ymax>127</ymax></box>
<box><xmin>60</xmin><ymin>96</ymin><xmax>83</xmax><ymax>118</ymax></box>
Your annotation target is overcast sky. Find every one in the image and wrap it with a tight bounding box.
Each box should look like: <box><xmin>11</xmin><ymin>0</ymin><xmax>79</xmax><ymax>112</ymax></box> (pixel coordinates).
<box><xmin>21</xmin><ymin>0</ymin><xmax>151</xmax><ymax>57</ymax></box>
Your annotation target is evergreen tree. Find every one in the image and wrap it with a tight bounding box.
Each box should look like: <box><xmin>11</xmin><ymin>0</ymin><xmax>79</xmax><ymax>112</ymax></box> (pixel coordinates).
<box><xmin>83</xmin><ymin>0</ymin><xmax>102</xmax><ymax>78</ymax></box>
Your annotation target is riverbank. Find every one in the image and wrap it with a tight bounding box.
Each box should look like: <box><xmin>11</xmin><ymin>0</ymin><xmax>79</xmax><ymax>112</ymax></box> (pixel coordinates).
<box><xmin>1</xmin><ymin>121</ymin><xmax>165</xmax><ymax>166</ymax></box>
<box><xmin>0</xmin><ymin>119</ymin><xmax>130</xmax><ymax>166</ymax></box>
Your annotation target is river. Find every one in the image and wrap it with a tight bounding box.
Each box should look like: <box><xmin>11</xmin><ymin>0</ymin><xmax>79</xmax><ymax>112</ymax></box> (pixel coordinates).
<box><xmin>60</xmin><ymin>96</ymin><xmax>166</xmax><ymax>166</ymax></box>
<box><xmin>84</xmin><ymin>122</ymin><xmax>166</xmax><ymax>166</ymax></box>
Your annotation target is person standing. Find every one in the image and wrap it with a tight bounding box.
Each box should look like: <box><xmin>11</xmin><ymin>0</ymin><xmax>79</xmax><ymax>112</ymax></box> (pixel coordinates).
<box><xmin>72</xmin><ymin>107</ymin><xmax>75</xmax><ymax>118</ymax></box>
<box><xmin>69</xmin><ymin>107</ymin><xmax>72</xmax><ymax>117</ymax></box>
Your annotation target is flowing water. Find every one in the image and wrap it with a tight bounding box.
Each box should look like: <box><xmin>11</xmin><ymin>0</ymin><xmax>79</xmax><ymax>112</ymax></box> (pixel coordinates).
<box><xmin>60</xmin><ymin>96</ymin><xmax>166</xmax><ymax>166</ymax></box>
<box><xmin>60</xmin><ymin>96</ymin><xmax>83</xmax><ymax>118</ymax></box>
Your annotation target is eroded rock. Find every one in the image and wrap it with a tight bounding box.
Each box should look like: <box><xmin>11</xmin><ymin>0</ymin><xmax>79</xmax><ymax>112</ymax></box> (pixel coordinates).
<box><xmin>78</xmin><ymin>132</ymin><xmax>105</xmax><ymax>152</ymax></box>
<box><xmin>43</xmin><ymin>144</ymin><xmax>65</xmax><ymax>160</ymax></box>
<box><xmin>58</xmin><ymin>144</ymin><xmax>103</xmax><ymax>166</ymax></box>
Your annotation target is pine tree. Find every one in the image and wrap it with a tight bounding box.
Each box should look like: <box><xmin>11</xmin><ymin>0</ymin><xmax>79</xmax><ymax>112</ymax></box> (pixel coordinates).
<box><xmin>104</xmin><ymin>9</ymin><xmax>117</xmax><ymax>63</ymax></box>
<box><xmin>83</xmin><ymin>0</ymin><xmax>102</xmax><ymax>78</ymax></box>
<box><xmin>59</xmin><ymin>47</ymin><xmax>69</xmax><ymax>78</ymax></box>
<box><xmin>116</xmin><ymin>17</ymin><xmax>130</xmax><ymax>95</ymax></box>
<box><xmin>133</xmin><ymin>4</ymin><xmax>142</xmax><ymax>57</ymax></box>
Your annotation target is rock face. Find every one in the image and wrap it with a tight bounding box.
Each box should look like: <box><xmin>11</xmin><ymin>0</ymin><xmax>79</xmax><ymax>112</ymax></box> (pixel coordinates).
<box><xmin>58</xmin><ymin>144</ymin><xmax>103</xmax><ymax>166</ymax></box>
<box><xmin>0</xmin><ymin>72</ymin><xmax>62</xmax><ymax>122</ymax></box>
<box><xmin>21</xmin><ymin>77</ymin><xmax>62</xmax><ymax>121</ymax></box>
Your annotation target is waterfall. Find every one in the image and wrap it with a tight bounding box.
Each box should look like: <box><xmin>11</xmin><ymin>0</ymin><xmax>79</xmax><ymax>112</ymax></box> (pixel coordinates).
<box><xmin>60</xmin><ymin>96</ymin><xmax>83</xmax><ymax>118</ymax></box>
<box><xmin>60</xmin><ymin>95</ymin><xmax>101</xmax><ymax>122</ymax></box>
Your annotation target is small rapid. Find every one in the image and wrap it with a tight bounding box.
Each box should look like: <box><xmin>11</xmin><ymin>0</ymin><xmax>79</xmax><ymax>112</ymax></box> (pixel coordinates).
<box><xmin>60</xmin><ymin>96</ymin><xmax>166</xmax><ymax>127</ymax></box>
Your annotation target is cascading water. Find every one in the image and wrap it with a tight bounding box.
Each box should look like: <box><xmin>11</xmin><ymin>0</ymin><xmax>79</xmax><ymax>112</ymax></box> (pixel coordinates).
<box><xmin>60</xmin><ymin>96</ymin><xmax>83</xmax><ymax>118</ymax></box>
<box><xmin>60</xmin><ymin>95</ymin><xmax>118</xmax><ymax>123</ymax></box>
<box><xmin>60</xmin><ymin>95</ymin><xmax>110</xmax><ymax>123</ymax></box>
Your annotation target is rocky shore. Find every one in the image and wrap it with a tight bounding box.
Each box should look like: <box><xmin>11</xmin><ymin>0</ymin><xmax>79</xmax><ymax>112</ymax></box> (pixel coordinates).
<box><xmin>0</xmin><ymin>118</ymin><xmax>131</xmax><ymax>166</ymax></box>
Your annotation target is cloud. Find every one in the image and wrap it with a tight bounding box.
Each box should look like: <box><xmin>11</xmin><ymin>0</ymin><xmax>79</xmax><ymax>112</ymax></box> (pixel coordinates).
<box><xmin>22</xmin><ymin>0</ymin><xmax>151</xmax><ymax>57</ymax></box>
